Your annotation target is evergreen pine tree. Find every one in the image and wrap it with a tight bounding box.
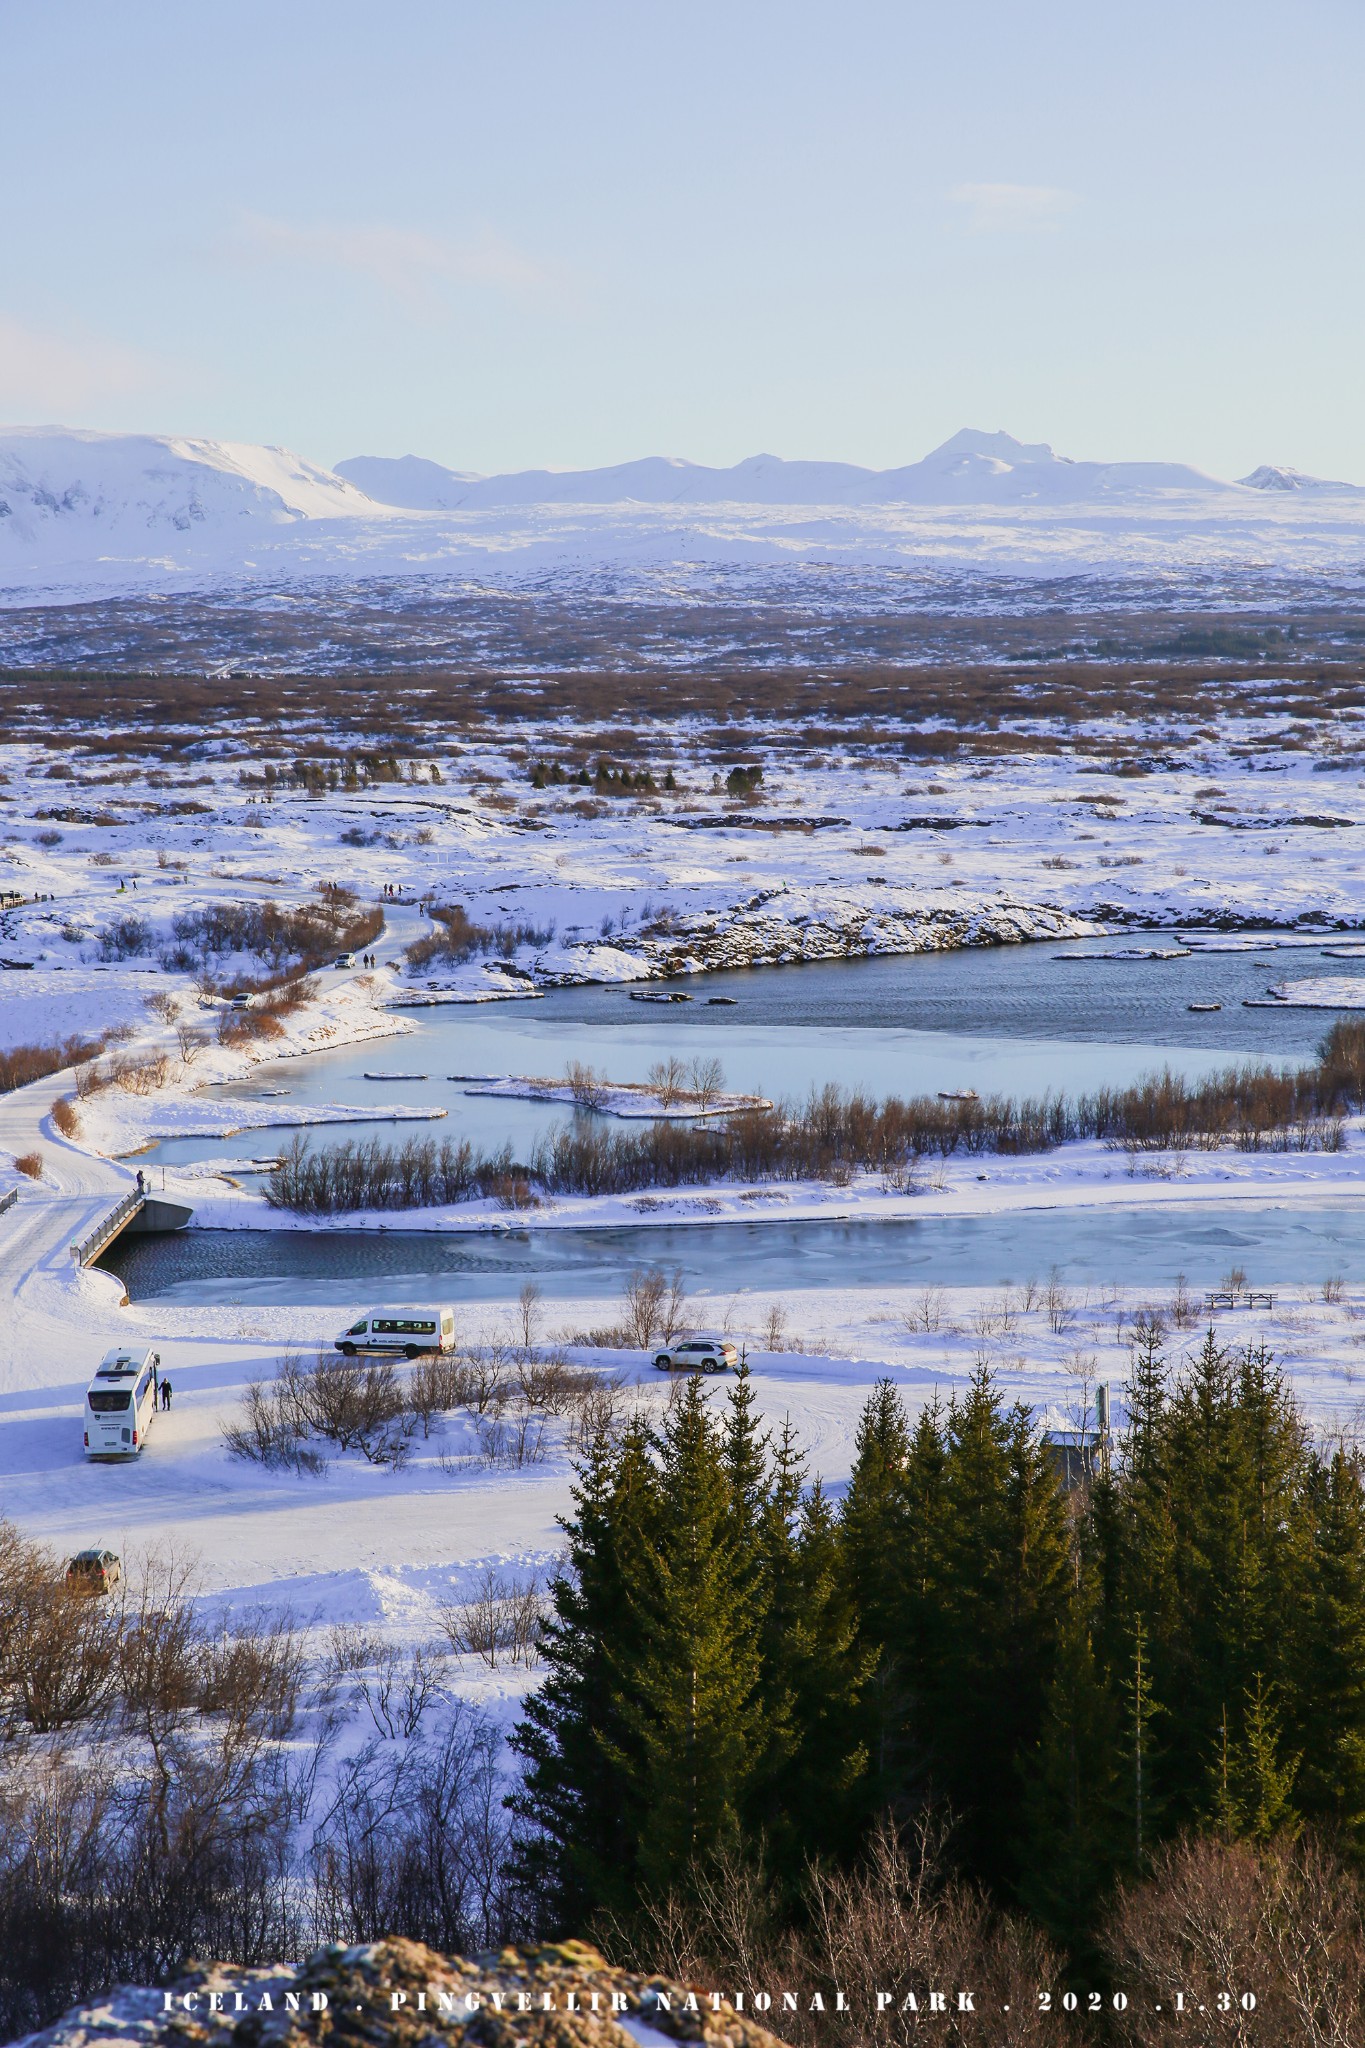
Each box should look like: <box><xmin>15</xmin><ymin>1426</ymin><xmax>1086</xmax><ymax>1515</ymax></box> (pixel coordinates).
<box><xmin>1212</xmin><ymin>1676</ymin><xmax>1300</xmax><ymax>1844</ymax></box>
<box><xmin>1297</xmin><ymin>1448</ymin><xmax>1365</xmax><ymax>1846</ymax></box>
<box><xmin>509</xmin><ymin>1417</ymin><xmax>663</xmax><ymax>1924</ymax></box>
<box><xmin>1019</xmin><ymin>1609</ymin><xmax>1122</xmax><ymax>1963</ymax></box>
<box><xmin>611</xmin><ymin>1376</ymin><xmax>767</xmax><ymax>1892</ymax></box>
<box><xmin>933</xmin><ymin>1369</ymin><xmax>1071</xmax><ymax>1890</ymax></box>
<box><xmin>759</xmin><ymin>1459</ymin><xmax>872</xmax><ymax>1861</ymax></box>
<box><xmin>840</xmin><ymin>1379</ymin><xmax>912</xmax><ymax>1809</ymax></box>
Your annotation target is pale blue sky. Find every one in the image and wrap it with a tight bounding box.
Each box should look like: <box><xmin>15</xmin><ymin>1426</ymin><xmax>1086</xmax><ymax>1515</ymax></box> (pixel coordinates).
<box><xmin>3</xmin><ymin>0</ymin><xmax>1362</xmax><ymax>480</ymax></box>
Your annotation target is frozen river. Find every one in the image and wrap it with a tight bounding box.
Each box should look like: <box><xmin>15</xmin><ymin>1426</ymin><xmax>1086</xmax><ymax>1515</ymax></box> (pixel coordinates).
<box><xmin>104</xmin><ymin>1200</ymin><xmax>1365</xmax><ymax>1307</ymax></box>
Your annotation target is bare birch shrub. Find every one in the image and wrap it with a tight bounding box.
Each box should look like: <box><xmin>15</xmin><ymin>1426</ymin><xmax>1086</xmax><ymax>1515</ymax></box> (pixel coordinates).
<box><xmin>1106</xmin><ymin>1831</ymin><xmax>1365</xmax><ymax>2048</ymax></box>
<box><xmin>621</xmin><ymin>1265</ymin><xmax>687</xmax><ymax>1347</ymax></box>
<box><xmin>441</xmin><ymin>1567</ymin><xmax>546</xmax><ymax>1669</ymax></box>
<box><xmin>565</xmin><ymin>1060</ymin><xmax>605</xmax><ymax>1110</ymax></box>
<box><xmin>648</xmin><ymin>1056</ymin><xmax>687</xmax><ymax>1106</ymax></box>
<box><xmin>610</xmin><ymin>1817</ymin><xmax>1069</xmax><ymax>2048</ymax></box>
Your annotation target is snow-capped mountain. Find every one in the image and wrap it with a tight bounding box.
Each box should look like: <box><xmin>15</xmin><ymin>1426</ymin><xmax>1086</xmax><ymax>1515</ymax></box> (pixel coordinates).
<box><xmin>331</xmin><ymin>452</ymin><xmax>483</xmax><ymax>511</ymax></box>
<box><xmin>336</xmin><ymin>429</ymin><xmax>1239</xmax><ymax>510</ymax></box>
<box><xmin>3</xmin><ymin>422</ymin><xmax>1365</xmax><ymax>595</ymax></box>
<box><xmin>1239</xmin><ymin>463</ymin><xmax>1365</xmax><ymax>497</ymax></box>
<box><xmin>0</xmin><ymin>426</ymin><xmax>382</xmax><ymax>549</ymax></box>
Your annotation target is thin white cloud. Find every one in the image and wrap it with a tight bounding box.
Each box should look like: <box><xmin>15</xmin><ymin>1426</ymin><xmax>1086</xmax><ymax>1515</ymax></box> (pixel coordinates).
<box><xmin>234</xmin><ymin>212</ymin><xmax>552</xmax><ymax>309</ymax></box>
<box><xmin>948</xmin><ymin>182</ymin><xmax>1078</xmax><ymax>233</ymax></box>
<box><xmin>0</xmin><ymin>313</ymin><xmax>160</xmax><ymax>413</ymax></box>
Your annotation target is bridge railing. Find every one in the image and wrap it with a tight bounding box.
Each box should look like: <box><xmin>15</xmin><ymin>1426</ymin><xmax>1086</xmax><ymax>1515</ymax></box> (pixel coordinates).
<box><xmin>72</xmin><ymin>1191</ymin><xmax>143</xmax><ymax>1267</ymax></box>
<box><xmin>0</xmin><ymin>1188</ymin><xmax>17</xmax><ymax>1219</ymax></box>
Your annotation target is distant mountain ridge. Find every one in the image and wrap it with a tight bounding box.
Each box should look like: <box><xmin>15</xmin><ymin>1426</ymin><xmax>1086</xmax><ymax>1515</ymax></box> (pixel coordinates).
<box><xmin>336</xmin><ymin>428</ymin><xmax>1295</xmax><ymax>509</ymax></box>
<box><xmin>2</xmin><ymin>422</ymin><xmax>1363</xmax><ymax>594</ymax></box>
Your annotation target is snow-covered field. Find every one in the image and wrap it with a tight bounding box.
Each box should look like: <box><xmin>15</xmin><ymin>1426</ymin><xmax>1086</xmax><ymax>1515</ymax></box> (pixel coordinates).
<box><xmin>3</xmin><ymin>691</ymin><xmax>1365</xmax><ymax>1717</ymax></box>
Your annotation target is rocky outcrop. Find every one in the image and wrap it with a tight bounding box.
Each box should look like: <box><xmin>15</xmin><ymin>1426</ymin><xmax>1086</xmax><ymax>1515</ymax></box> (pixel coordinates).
<box><xmin>542</xmin><ymin>892</ymin><xmax>1102</xmax><ymax>986</ymax></box>
<box><xmin>16</xmin><ymin>1942</ymin><xmax>787</xmax><ymax>2048</ymax></box>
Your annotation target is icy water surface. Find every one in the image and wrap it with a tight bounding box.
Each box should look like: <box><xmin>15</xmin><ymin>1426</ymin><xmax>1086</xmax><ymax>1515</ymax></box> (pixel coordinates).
<box><xmin>105</xmin><ymin>1203</ymin><xmax>1365</xmax><ymax>1307</ymax></box>
<box><xmin>107</xmin><ymin>935</ymin><xmax>1365</xmax><ymax>1307</ymax></box>
<box><xmin>136</xmin><ymin>934</ymin><xmax>1344</xmax><ymax>1173</ymax></box>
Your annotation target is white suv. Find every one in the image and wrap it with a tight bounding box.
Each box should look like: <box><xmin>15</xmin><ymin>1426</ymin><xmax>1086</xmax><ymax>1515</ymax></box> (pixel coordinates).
<box><xmin>653</xmin><ymin>1336</ymin><xmax>738</xmax><ymax>1374</ymax></box>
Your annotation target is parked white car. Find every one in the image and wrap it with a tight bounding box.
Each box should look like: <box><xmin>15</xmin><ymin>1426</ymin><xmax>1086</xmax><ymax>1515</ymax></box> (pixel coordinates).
<box><xmin>653</xmin><ymin>1335</ymin><xmax>738</xmax><ymax>1373</ymax></box>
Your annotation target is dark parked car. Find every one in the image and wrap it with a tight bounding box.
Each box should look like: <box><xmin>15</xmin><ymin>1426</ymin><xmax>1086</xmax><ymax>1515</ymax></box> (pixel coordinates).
<box><xmin>66</xmin><ymin>1548</ymin><xmax>122</xmax><ymax>1595</ymax></box>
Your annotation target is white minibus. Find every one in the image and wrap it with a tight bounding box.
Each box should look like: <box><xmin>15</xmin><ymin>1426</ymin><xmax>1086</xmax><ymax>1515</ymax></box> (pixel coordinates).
<box><xmin>334</xmin><ymin>1307</ymin><xmax>455</xmax><ymax>1358</ymax></box>
<box><xmin>84</xmin><ymin>1347</ymin><xmax>160</xmax><ymax>1458</ymax></box>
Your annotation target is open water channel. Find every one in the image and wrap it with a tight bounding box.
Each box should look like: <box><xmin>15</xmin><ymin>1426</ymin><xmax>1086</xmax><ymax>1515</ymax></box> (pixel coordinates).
<box><xmin>102</xmin><ymin>934</ymin><xmax>1365</xmax><ymax>1306</ymax></box>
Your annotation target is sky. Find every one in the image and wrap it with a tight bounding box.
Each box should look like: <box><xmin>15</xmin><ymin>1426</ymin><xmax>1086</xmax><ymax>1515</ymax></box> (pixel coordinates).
<box><xmin>2</xmin><ymin>0</ymin><xmax>1363</xmax><ymax>482</ymax></box>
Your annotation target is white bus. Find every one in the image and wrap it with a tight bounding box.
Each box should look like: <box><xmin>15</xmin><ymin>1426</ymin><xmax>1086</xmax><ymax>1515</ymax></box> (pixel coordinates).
<box><xmin>334</xmin><ymin>1307</ymin><xmax>455</xmax><ymax>1357</ymax></box>
<box><xmin>84</xmin><ymin>1347</ymin><xmax>160</xmax><ymax>1458</ymax></box>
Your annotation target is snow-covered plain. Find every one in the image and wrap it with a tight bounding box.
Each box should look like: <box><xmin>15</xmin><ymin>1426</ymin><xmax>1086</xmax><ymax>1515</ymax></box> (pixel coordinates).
<box><xmin>6</xmin><ymin>424</ymin><xmax>1365</xmax><ymax>596</ymax></box>
<box><xmin>4</xmin><ymin>694</ymin><xmax>1365</xmax><ymax>1711</ymax></box>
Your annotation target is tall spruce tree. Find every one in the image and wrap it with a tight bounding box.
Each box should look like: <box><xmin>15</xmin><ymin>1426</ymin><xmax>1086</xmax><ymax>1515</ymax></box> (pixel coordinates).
<box><xmin>509</xmin><ymin>1417</ymin><xmax>663</xmax><ymax>1924</ymax></box>
<box><xmin>1297</xmin><ymin>1448</ymin><xmax>1365</xmax><ymax>1847</ymax></box>
<box><xmin>840</xmin><ymin>1378</ymin><xmax>912</xmax><ymax>1809</ymax></box>
<box><xmin>933</xmin><ymin>1368</ymin><xmax>1071</xmax><ymax>1889</ymax></box>
<box><xmin>610</xmin><ymin>1375</ymin><xmax>767</xmax><ymax>1892</ymax></box>
<box><xmin>758</xmin><ymin>1441</ymin><xmax>872</xmax><ymax>1861</ymax></box>
<box><xmin>1019</xmin><ymin>1608</ymin><xmax>1122</xmax><ymax>1964</ymax></box>
<box><xmin>1153</xmin><ymin>1331</ymin><xmax>1312</xmax><ymax>1823</ymax></box>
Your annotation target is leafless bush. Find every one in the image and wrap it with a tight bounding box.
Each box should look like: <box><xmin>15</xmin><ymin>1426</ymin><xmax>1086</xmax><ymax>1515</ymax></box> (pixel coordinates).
<box><xmin>565</xmin><ymin>1059</ymin><xmax>605</xmax><ymax>1110</ymax></box>
<box><xmin>96</xmin><ymin>914</ymin><xmax>152</xmax><ymax>961</ymax></box>
<box><xmin>515</xmin><ymin>1280</ymin><xmax>543</xmax><ymax>1350</ymax></box>
<box><xmin>49</xmin><ymin>1096</ymin><xmax>79</xmax><ymax>1139</ymax></box>
<box><xmin>648</xmin><ymin>1056</ymin><xmax>688</xmax><ymax>1107</ymax></box>
<box><xmin>906</xmin><ymin>1286</ymin><xmax>946</xmax><ymax>1333</ymax></box>
<box><xmin>222</xmin><ymin>1366</ymin><xmax>327</xmax><ymax>1475</ymax></box>
<box><xmin>301</xmin><ymin>1355</ymin><xmax>416</xmax><ymax>1465</ymax></box>
<box><xmin>176</xmin><ymin>1020</ymin><xmax>207</xmax><ymax>1065</ymax></box>
<box><xmin>406</xmin><ymin>1351</ymin><xmax>478</xmax><ymax>1436</ymax></box>
<box><xmin>196</xmin><ymin>1612</ymin><xmax>304</xmax><ymax>1736</ymax></box>
<box><xmin>118</xmin><ymin>1560</ymin><xmax>201</xmax><ymax>1728</ymax></box>
<box><xmin>143</xmin><ymin>990</ymin><xmax>180</xmax><ymax>1024</ymax></box>
<box><xmin>1171</xmin><ymin>1271</ymin><xmax>1199</xmax><ymax>1328</ymax></box>
<box><xmin>1324</xmin><ymin>1274</ymin><xmax>1346</xmax><ymax>1305</ymax></box>
<box><xmin>1045</xmin><ymin>1266</ymin><xmax>1075</xmax><ymax>1334</ymax></box>
<box><xmin>611</xmin><ymin>1815</ymin><xmax>1067</xmax><ymax>2048</ymax></box>
<box><xmin>1131</xmin><ymin>1305</ymin><xmax>1168</xmax><ymax>1348</ymax></box>
<box><xmin>305</xmin><ymin>1698</ymin><xmax>516</xmax><ymax>1954</ymax></box>
<box><xmin>514</xmin><ymin>1351</ymin><xmax>596</xmax><ymax>1414</ymax></box>
<box><xmin>973</xmin><ymin>1289</ymin><xmax>1020</xmax><ymax>1338</ymax></box>
<box><xmin>355</xmin><ymin>1644</ymin><xmax>447</xmax><ymax>1740</ymax></box>
<box><xmin>12</xmin><ymin>1152</ymin><xmax>42</xmax><ymax>1180</ymax></box>
<box><xmin>761</xmin><ymin>1302</ymin><xmax>789</xmax><ymax>1350</ymax></box>
<box><xmin>477</xmin><ymin>1402</ymin><xmax>548</xmax><ymax>1469</ymax></box>
<box><xmin>1106</xmin><ymin>1831</ymin><xmax>1365</xmax><ymax>2048</ymax></box>
<box><xmin>452</xmin><ymin>1346</ymin><xmax>509</xmax><ymax>1414</ymax></box>
<box><xmin>13</xmin><ymin>1579</ymin><xmax>125</xmax><ymax>1733</ymax></box>
<box><xmin>621</xmin><ymin>1264</ymin><xmax>687</xmax><ymax>1348</ymax></box>
<box><xmin>441</xmin><ymin>1567</ymin><xmax>546</xmax><ymax>1669</ymax></box>
<box><xmin>688</xmin><ymin>1055</ymin><xmax>725</xmax><ymax>1113</ymax></box>
<box><xmin>567</xmin><ymin>1375</ymin><xmax>631</xmax><ymax>1452</ymax></box>
<box><xmin>109</xmin><ymin>1048</ymin><xmax>170</xmax><ymax>1094</ymax></box>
